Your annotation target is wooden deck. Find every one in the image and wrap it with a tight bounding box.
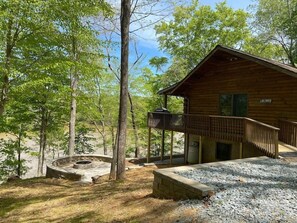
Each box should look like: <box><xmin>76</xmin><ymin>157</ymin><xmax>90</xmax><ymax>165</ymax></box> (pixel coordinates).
<box><xmin>147</xmin><ymin>112</ymin><xmax>279</xmax><ymax>158</ymax></box>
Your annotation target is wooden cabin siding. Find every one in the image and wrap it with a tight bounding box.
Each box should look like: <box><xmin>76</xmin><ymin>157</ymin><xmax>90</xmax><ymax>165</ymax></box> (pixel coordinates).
<box><xmin>187</xmin><ymin>59</ymin><xmax>297</xmax><ymax>127</ymax></box>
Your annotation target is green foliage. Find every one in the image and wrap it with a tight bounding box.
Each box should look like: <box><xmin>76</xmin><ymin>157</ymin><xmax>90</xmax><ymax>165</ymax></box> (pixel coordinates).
<box><xmin>155</xmin><ymin>0</ymin><xmax>251</xmax><ymax>69</ymax></box>
<box><xmin>0</xmin><ymin>139</ymin><xmax>28</xmax><ymax>180</ymax></box>
<box><xmin>0</xmin><ymin>0</ymin><xmax>113</xmax><ymax>175</ymax></box>
<box><xmin>253</xmin><ymin>0</ymin><xmax>297</xmax><ymax>66</ymax></box>
<box><xmin>63</xmin><ymin>125</ymin><xmax>95</xmax><ymax>155</ymax></box>
<box><xmin>74</xmin><ymin>126</ymin><xmax>95</xmax><ymax>154</ymax></box>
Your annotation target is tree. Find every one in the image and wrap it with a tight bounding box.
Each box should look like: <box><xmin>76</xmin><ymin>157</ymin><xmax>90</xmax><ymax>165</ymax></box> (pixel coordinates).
<box><xmin>155</xmin><ymin>0</ymin><xmax>251</xmax><ymax>69</ymax></box>
<box><xmin>80</xmin><ymin>70</ymin><xmax>119</xmax><ymax>156</ymax></box>
<box><xmin>253</xmin><ymin>0</ymin><xmax>297</xmax><ymax>66</ymax></box>
<box><xmin>47</xmin><ymin>0</ymin><xmax>112</xmax><ymax>156</ymax></box>
<box><xmin>101</xmin><ymin>0</ymin><xmax>172</xmax><ymax>165</ymax></box>
<box><xmin>115</xmin><ymin>0</ymin><xmax>131</xmax><ymax>180</ymax></box>
<box><xmin>0</xmin><ymin>0</ymin><xmax>54</xmax><ymax>115</ymax></box>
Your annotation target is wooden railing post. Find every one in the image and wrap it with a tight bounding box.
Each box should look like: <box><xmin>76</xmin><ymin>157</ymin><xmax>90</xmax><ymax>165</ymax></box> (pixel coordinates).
<box><xmin>279</xmin><ymin>119</ymin><xmax>297</xmax><ymax>148</ymax></box>
<box><xmin>274</xmin><ymin>130</ymin><xmax>279</xmax><ymax>158</ymax></box>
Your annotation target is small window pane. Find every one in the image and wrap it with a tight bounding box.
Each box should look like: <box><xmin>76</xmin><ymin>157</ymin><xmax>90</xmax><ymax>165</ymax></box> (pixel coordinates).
<box><xmin>233</xmin><ymin>94</ymin><xmax>247</xmax><ymax>117</ymax></box>
<box><xmin>220</xmin><ymin>94</ymin><xmax>232</xmax><ymax>116</ymax></box>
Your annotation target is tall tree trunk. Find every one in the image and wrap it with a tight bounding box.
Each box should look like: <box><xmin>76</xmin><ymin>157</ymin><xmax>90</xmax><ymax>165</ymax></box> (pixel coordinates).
<box><xmin>37</xmin><ymin>108</ymin><xmax>47</xmax><ymax>176</ymax></box>
<box><xmin>68</xmin><ymin>77</ymin><xmax>77</xmax><ymax>156</ymax></box>
<box><xmin>128</xmin><ymin>92</ymin><xmax>140</xmax><ymax>158</ymax></box>
<box><xmin>68</xmin><ymin>36</ymin><xmax>78</xmax><ymax>156</ymax></box>
<box><xmin>109</xmin><ymin>126</ymin><xmax>117</xmax><ymax>180</ymax></box>
<box><xmin>116</xmin><ymin>0</ymin><xmax>131</xmax><ymax>180</ymax></box>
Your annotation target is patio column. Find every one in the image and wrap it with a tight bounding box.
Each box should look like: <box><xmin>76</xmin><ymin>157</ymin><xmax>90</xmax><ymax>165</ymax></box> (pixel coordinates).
<box><xmin>198</xmin><ymin>136</ymin><xmax>202</xmax><ymax>164</ymax></box>
<box><xmin>184</xmin><ymin>133</ymin><xmax>189</xmax><ymax>164</ymax></box>
<box><xmin>170</xmin><ymin>131</ymin><xmax>173</xmax><ymax>165</ymax></box>
<box><xmin>239</xmin><ymin>142</ymin><xmax>243</xmax><ymax>159</ymax></box>
<box><xmin>161</xmin><ymin>94</ymin><xmax>168</xmax><ymax>161</ymax></box>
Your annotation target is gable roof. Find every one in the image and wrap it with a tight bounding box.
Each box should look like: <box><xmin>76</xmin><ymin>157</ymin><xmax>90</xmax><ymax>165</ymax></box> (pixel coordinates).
<box><xmin>159</xmin><ymin>45</ymin><xmax>297</xmax><ymax>96</ymax></box>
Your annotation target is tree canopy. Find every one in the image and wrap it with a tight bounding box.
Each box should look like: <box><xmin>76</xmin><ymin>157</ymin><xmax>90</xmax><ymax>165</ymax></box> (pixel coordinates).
<box><xmin>155</xmin><ymin>1</ymin><xmax>251</xmax><ymax>69</ymax></box>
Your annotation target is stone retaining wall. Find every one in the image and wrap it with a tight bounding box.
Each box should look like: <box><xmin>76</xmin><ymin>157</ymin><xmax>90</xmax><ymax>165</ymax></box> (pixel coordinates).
<box><xmin>153</xmin><ymin>166</ymin><xmax>214</xmax><ymax>200</ymax></box>
<box><xmin>153</xmin><ymin>156</ymin><xmax>269</xmax><ymax>200</ymax></box>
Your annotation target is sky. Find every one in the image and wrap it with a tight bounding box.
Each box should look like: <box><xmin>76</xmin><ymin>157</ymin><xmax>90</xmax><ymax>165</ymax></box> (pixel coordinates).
<box><xmin>200</xmin><ymin>0</ymin><xmax>253</xmax><ymax>10</ymax></box>
<box><xmin>129</xmin><ymin>0</ymin><xmax>255</xmax><ymax>72</ymax></box>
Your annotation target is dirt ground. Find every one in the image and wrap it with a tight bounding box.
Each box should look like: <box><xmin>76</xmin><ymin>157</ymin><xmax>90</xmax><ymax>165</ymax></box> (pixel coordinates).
<box><xmin>0</xmin><ymin>164</ymin><xmax>199</xmax><ymax>223</ymax></box>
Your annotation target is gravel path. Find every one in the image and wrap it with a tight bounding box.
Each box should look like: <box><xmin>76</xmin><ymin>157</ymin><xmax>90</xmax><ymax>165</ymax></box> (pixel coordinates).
<box><xmin>177</xmin><ymin>158</ymin><xmax>297</xmax><ymax>223</ymax></box>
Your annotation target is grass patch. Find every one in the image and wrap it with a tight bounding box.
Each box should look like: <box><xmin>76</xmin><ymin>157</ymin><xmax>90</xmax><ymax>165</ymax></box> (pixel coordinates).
<box><xmin>0</xmin><ymin>165</ymin><xmax>198</xmax><ymax>223</ymax></box>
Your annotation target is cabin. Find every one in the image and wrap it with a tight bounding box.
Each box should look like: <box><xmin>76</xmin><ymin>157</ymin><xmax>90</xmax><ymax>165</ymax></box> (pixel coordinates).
<box><xmin>147</xmin><ymin>45</ymin><xmax>297</xmax><ymax>164</ymax></box>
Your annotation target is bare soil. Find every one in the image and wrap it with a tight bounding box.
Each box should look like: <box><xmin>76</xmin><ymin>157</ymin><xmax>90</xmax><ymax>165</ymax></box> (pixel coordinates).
<box><xmin>0</xmin><ymin>164</ymin><xmax>199</xmax><ymax>223</ymax></box>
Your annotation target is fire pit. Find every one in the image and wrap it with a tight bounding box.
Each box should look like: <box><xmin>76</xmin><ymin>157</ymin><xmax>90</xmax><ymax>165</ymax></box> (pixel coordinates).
<box><xmin>46</xmin><ymin>155</ymin><xmax>113</xmax><ymax>181</ymax></box>
<box><xmin>73</xmin><ymin>160</ymin><xmax>94</xmax><ymax>169</ymax></box>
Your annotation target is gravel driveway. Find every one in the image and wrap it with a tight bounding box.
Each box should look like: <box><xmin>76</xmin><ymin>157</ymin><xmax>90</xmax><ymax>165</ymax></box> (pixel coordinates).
<box><xmin>177</xmin><ymin>158</ymin><xmax>297</xmax><ymax>223</ymax></box>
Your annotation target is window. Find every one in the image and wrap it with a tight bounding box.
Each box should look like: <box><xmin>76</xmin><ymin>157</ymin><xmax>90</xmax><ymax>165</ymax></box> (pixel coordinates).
<box><xmin>219</xmin><ymin>94</ymin><xmax>247</xmax><ymax>117</ymax></box>
<box><xmin>216</xmin><ymin>143</ymin><xmax>232</xmax><ymax>161</ymax></box>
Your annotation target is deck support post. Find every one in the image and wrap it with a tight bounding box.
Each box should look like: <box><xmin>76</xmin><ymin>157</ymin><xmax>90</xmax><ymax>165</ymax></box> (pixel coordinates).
<box><xmin>239</xmin><ymin>142</ymin><xmax>243</xmax><ymax>159</ymax></box>
<box><xmin>170</xmin><ymin>131</ymin><xmax>173</xmax><ymax>165</ymax></box>
<box><xmin>185</xmin><ymin>133</ymin><xmax>189</xmax><ymax>164</ymax></box>
<box><xmin>161</xmin><ymin>130</ymin><xmax>165</xmax><ymax>161</ymax></box>
<box><xmin>274</xmin><ymin>131</ymin><xmax>279</xmax><ymax>158</ymax></box>
<box><xmin>161</xmin><ymin>95</ymin><xmax>168</xmax><ymax>161</ymax></box>
<box><xmin>198</xmin><ymin>136</ymin><xmax>202</xmax><ymax>164</ymax></box>
<box><xmin>147</xmin><ymin>127</ymin><xmax>151</xmax><ymax>163</ymax></box>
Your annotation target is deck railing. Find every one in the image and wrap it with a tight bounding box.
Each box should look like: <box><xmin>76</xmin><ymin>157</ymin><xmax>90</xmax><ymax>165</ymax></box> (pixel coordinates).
<box><xmin>245</xmin><ymin>118</ymin><xmax>279</xmax><ymax>158</ymax></box>
<box><xmin>147</xmin><ymin>112</ymin><xmax>279</xmax><ymax>158</ymax></box>
<box><xmin>279</xmin><ymin>119</ymin><xmax>297</xmax><ymax>148</ymax></box>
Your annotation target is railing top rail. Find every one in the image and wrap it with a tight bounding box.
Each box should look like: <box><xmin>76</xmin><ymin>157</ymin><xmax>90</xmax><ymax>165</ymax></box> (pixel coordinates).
<box><xmin>244</xmin><ymin>117</ymin><xmax>280</xmax><ymax>131</ymax></box>
<box><xmin>148</xmin><ymin>112</ymin><xmax>183</xmax><ymax>115</ymax></box>
<box><xmin>209</xmin><ymin>115</ymin><xmax>244</xmax><ymax>120</ymax></box>
<box><xmin>279</xmin><ymin>119</ymin><xmax>297</xmax><ymax>125</ymax></box>
<box><xmin>148</xmin><ymin>112</ymin><xmax>280</xmax><ymax>131</ymax></box>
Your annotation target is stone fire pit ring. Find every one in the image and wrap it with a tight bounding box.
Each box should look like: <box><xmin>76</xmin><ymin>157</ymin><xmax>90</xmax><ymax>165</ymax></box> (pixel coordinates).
<box><xmin>73</xmin><ymin>160</ymin><xmax>94</xmax><ymax>169</ymax></box>
<box><xmin>46</xmin><ymin>154</ymin><xmax>112</xmax><ymax>181</ymax></box>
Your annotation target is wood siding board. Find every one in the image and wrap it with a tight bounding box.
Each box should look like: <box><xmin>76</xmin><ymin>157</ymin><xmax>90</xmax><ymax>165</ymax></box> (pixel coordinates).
<box><xmin>186</xmin><ymin>58</ymin><xmax>297</xmax><ymax>126</ymax></box>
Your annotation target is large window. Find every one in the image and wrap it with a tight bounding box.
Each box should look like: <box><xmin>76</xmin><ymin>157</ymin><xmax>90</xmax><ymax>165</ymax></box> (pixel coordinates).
<box><xmin>219</xmin><ymin>94</ymin><xmax>247</xmax><ymax>117</ymax></box>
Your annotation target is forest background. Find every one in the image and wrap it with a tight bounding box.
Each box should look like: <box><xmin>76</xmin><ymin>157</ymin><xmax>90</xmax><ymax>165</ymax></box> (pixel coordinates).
<box><xmin>0</xmin><ymin>0</ymin><xmax>296</xmax><ymax>180</ymax></box>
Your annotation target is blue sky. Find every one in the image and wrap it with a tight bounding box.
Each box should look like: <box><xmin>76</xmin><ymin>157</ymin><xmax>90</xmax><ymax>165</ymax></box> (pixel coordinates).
<box><xmin>131</xmin><ymin>0</ymin><xmax>255</xmax><ymax>72</ymax></box>
<box><xmin>200</xmin><ymin>0</ymin><xmax>253</xmax><ymax>10</ymax></box>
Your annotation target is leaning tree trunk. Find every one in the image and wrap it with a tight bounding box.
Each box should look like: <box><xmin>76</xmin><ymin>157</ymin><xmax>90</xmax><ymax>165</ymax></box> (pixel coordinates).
<box><xmin>116</xmin><ymin>0</ymin><xmax>131</xmax><ymax>180</ymax></box>
<box><xmin>128</xmin><ymin>92</ymin><xmax>140</xmax><ymax>158</ymax></box>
